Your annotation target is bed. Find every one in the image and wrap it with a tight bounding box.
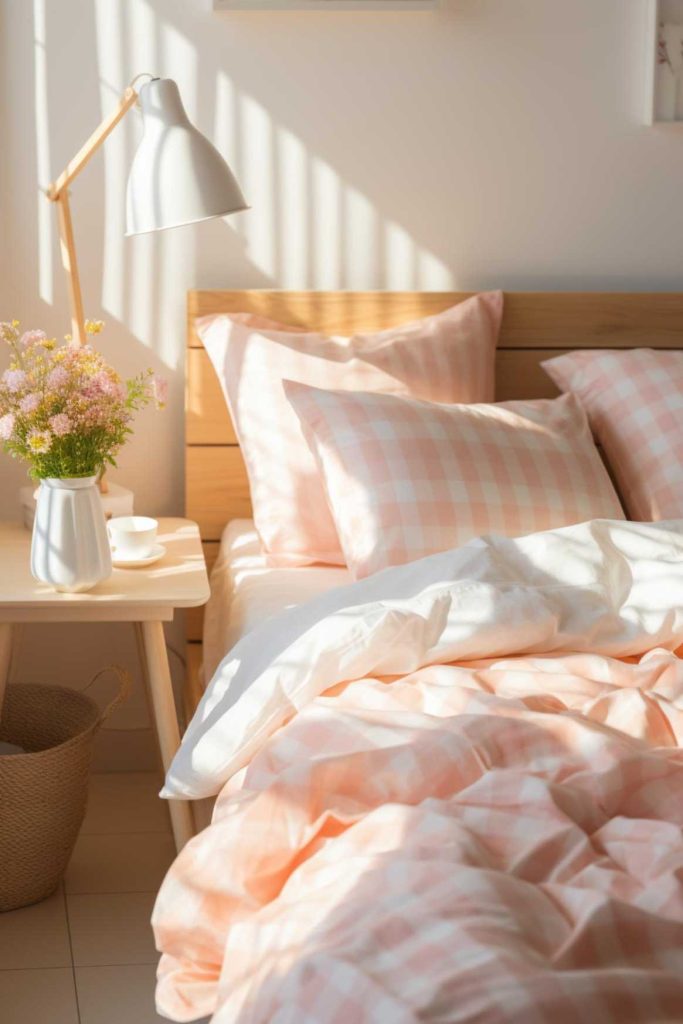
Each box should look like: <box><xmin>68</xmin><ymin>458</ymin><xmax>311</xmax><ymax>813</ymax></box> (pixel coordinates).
<box><xmin>184</xmin><ymin>289</ymin><xmax>683</xmax><ymax>715</ymax></box>
<box><xmin>171</xmin><ymin>290</ymin><xmax>683</xmax><ymax>1023</ymax></box>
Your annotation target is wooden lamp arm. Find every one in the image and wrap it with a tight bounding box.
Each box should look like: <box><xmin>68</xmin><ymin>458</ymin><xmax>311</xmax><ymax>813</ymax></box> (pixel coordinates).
<box><xmin>45</xmin><ymin>85</ymin><xmax>139</xmax><ymax>347</ymax></box>
<box><xmin>45</xmin><ymin>82</ymin><xmax>145</xmax><ymax>494</ymax></box>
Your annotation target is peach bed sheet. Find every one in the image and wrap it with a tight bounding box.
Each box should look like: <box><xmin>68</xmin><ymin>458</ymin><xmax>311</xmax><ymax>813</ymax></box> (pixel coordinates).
<box><xmin>202</xmin><ymin>519</ymin><xmax>350</xmax><ymax>681</ymax></box>
<box><xmin>156</xmin><ymin>520</ymin><xmax>683</xmax><ymax>1023</ymax></box>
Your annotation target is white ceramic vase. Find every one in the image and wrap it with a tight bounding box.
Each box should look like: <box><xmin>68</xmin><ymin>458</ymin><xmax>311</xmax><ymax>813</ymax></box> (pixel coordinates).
<box><xmin>31</xmin><ymin>476</ymin><xmax>112</xmax><ymax>593</ymax></box>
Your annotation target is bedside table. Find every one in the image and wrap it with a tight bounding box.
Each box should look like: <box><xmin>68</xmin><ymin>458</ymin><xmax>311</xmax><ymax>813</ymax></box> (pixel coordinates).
<box><xmin>0</xmin><ymin>517</ymin><xmax>210</xmax><ymax>852</ymax></box>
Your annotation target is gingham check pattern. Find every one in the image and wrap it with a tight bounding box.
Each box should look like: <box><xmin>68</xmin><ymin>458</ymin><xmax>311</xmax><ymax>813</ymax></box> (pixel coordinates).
<box><xmin>155</xmin><ymin>647</ymin><xmax>683</xmax><ymax>1023</ymax></box>
<box><xmin>543</xmin><ymin>348</ymin><xmax>683</xmax><ymax>521</ymax></box>
<box><xmin>197</xmin><ymin>291</ymin><xmax>502</xmax><ymax>567</ymax></box>
<box><xmin>286</xmin><ymin>384</ymin><xmax>624</xmax><ymax>578</ymax></box>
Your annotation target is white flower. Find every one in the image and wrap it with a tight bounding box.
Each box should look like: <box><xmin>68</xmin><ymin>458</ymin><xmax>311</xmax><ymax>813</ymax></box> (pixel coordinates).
<box><xmin>0</xmin><ymin>413</ymin><xmax>15</xmax><ymax>441</ymax></box>
<box><xmin>2</xmin><ymin>368</ymin><xmax>27</xmax><ymax>393</ymax></box>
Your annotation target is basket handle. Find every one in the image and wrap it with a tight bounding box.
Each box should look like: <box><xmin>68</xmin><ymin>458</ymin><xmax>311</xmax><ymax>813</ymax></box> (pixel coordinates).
<box><xmin>83</xmin><ymin>665</ymin><xmax>132</xmax><ymax>725</ymax></box>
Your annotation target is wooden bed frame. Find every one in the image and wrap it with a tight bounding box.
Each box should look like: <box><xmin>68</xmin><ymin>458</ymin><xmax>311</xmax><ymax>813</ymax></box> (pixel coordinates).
<box><xmin>184</xmin><ymin>289</ymin><xmax>683</xmax><ymax>717</ymax></box>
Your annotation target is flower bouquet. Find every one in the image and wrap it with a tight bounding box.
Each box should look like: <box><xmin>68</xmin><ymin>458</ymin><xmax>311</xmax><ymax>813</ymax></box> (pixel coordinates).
<box><xmin>0</xmin><ymin>319</ymin><xmax>165</xmax><ymax>592</ymax></box>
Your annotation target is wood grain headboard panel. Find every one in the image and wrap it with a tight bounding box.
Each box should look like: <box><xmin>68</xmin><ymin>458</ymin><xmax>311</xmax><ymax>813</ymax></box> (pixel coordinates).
<box><xmin>184</xmin><ymin>290</ymin><xmax>683</xmax><ymax>690</ymax></box>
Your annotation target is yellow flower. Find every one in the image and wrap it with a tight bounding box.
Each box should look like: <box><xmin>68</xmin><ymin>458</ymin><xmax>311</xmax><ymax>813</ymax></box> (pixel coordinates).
<box><xmin>41</xmin><ymin>338</ymin><xmax>56</xmax><ymax>350</ymax></box>
<box><xmin>11</xmin><ymin>320</ymin><xmax>19</xmax><ymax>328</ymax></box>
<box><xmin>80</xmin><ymin>352</ymin><xmax>100</xmax><ymax>374</ymax></box>
<box><xmin>27</xmin><ymin>429</ymin><xmax>52</xmax><ymax>454</ymax></box>
<box><xmin>84</xmin><ymin>319</ymin><xmax>105</xmax><ymax>335</ymax></box>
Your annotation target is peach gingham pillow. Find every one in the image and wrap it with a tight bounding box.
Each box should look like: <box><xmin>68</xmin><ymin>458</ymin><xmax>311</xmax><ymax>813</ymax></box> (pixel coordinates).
<box><xmin>197</xmin><ymin>292</ymin><xmax>503</xmax><ymax>566</ymax></box>
<box><xmin>286</xmin><ymin>384</ymin><xmax>624</xmax><ymax>579</ymax></box>
<box><xmin>543</xmin><ymin>349</ymin><xmax>683</xmax><ymax>521</ymax></box>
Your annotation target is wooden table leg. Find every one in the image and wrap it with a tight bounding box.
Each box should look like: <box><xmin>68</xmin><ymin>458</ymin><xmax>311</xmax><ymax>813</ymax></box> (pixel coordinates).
<box><xmin>133</xmin><ymin>622</ymin><xmax>165</xmax><ymax>776</ymax></box>
<box><xmin>138</xmin><ymin>620</ymin><xmax>195</xmax><ymax>852</ymax></box>
<box><xmin>0</xmin><ymin>624</ymin><xmax>13</xmax><ymax>718</ymax></box>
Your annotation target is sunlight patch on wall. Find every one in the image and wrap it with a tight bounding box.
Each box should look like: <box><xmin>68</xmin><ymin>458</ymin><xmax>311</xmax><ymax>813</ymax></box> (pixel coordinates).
<box><xmin>417</xmin><ymin>250</ymin><xmax>453</xmax><ymax>289</ymax></box>
<box><xmin>311</xmin><ymin>156</ymin><xmax>341</xmax><ymax>289</ymax></box>
<box><xmin>125</xmin><ymin>0</ymin><xmax>160</xmax><ymax>351</ymax></box>
<box><xmin>240</xmin><ymin>94</ymin><xmax>276</xmax><ymax>280</ymax></box>
<box><xmin>343</xmin><ymin>186</ymin><xmax>377</xmax><ymax>289</ymax></box>
<box><xmin>213</xmin><ymin>69</ymin><xmax>249</xmax><ymax>256</ymax></box>
<box><xmin>129</xmin><ymin>0</ymin><xmax>157</xmax><ymax>78</ymax></box>
<box><xmin>94</xmin><ymin>0</ymin><xmax>127</xmax><ymax>323</ymax></box>
<box><xmin>214</xmin><ymin>71</ymin><xmax>238</xmax><ymax>170</ymax></box>
<box><xmin>162</xmin><ymin>20</ymin><xmax>197</xmax><ymax>114</ymax></box>
<box><xmin>385</xmin><ymin>224</ymin><xmax>453</xmax><ymax>291</ymax></box>
<box><xmin>227</xmin><ymin>100</ymin><xmax>451</xmax><ymax>291</ymax></box>
<box><xmin>33</xmin><ymin>0</ymin><xmax>52</xmax><ymax>306</ymax></box>
<box><xmin>277</xmin><ymin>128</ymin><xmax>309</xmax><ymax>288</ymax></box>
<box><xmin>154</xmin><ymin>16</ymin><xmax>198</xmax><ymax>368</ymax></box>
<box><xmin>384</xmin><ymin>221</ymin><xmax>416</xmax><ymax>290</ymax></box>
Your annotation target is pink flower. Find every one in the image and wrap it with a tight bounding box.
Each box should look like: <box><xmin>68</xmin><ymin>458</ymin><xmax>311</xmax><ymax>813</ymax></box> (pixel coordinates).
<box><xmin>0</xmin><ymin>413</ymin><xmax>15</xmax><ymax>440</ymax></box>
<box><xmin>47</xmin><ymin>366</ymin><xmax>69</xmax><ymax>390</ymax></box>
<box><xmin>2</xmin><ymin>368</ymin><xmax>27</xmax><ymax>393</ymax></box>
<box><xmin>20</xmin><ymin>330</ymin><xmax>46</xmax><ymax>348</ymax></box>
<box><xmin>49</xmin><ymin>413</ymin><xmax>71</xmax><ymax>437</ymax></box>
<box><xmin>19</xmin><ymin>392</ymin><xmax>40</xmax><ymax>414</ymax></box>
<box><xmin>152</xmin><ymin>375</ymin><xmax>168</xmax><ymax>409</ymax></box>
<box><xmin>84</xmin><ymin>370</ymin><xmax>119</xmax><ymax>399</ymax></box>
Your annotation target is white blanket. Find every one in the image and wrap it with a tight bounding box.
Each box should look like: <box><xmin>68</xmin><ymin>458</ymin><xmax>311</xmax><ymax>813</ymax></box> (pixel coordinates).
<box><xmin>165</xmin><ymin>518</ymin><xmax>683</xmax><ymax>800</ymax></box>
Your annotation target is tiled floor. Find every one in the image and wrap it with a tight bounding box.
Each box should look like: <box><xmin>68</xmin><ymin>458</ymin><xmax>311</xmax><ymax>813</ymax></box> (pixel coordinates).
<box><xmin>0</xmin><ymin>772</ymin><xmax>188</xmax><ymax>1024</ymax></box>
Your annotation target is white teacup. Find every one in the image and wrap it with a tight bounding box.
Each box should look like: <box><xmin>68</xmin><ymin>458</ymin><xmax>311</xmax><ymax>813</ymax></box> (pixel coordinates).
<box><xmin>108</xmin><ymin>515</ymin><xmax>158</xmax><ymax>560</ymax></box>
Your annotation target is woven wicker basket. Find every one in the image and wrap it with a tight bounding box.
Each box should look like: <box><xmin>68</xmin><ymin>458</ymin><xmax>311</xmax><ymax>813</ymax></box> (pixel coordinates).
<box><xmin>0</xmin><ymin>666</ymin><xmax>130</xmax><ymax>912</ymax></box>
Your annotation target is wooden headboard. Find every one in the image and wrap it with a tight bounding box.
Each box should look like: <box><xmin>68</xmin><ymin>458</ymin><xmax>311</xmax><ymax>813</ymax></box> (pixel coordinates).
<box><xmin>183</xmin><ymin>289</ymin><xmax>683</xmax><ymax>714</ymax></box>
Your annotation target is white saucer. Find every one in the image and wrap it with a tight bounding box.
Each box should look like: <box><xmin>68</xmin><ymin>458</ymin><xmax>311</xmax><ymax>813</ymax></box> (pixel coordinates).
<box><xmin>111</xmin><ymin>543</ymin><xmax>166</xmax><ymax>568</ymax></box>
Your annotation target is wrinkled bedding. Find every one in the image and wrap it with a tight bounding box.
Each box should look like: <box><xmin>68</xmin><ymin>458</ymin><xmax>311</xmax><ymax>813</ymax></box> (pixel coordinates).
<box><xmin>155</xmin><ymin>519</ymin><xmax>683</xmax><ymax>1023</ymax></box>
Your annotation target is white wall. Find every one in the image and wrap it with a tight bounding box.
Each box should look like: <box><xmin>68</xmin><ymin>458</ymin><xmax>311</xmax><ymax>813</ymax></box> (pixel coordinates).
<box><xmin>1</xmin><ymin>0</ymin><xmax>681</xmax><ymax>766</ymax></box>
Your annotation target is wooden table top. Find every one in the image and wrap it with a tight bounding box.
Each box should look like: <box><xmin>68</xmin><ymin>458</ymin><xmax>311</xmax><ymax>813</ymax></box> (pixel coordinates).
<box><xmin>0</xmin><ymin>517</ymin><xmax>210</xmax><ymax>620</ymax></box>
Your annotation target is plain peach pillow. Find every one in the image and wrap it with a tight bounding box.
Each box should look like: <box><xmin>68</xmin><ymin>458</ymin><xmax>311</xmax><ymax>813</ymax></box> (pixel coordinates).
<box><xmin>286</xmin><ymin>383</ymin><xmax>624</xmax><ymax>578</ymax></box>
<box><xmin>197</xmin><ymin>292</ymin><xmax>503</xmax><ymax>566</ymax></box>
<box><xmin>543</xmin><ymin>348</ymin><xmax>683</xmax><ymax>521</ymax></box>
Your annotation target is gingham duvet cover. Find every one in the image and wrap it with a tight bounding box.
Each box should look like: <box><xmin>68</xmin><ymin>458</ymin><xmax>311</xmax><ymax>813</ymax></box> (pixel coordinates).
<box><xmin>154</xmin><ymin>519</ymin><xmax>683</xmax><ymax>1023</ymax></box>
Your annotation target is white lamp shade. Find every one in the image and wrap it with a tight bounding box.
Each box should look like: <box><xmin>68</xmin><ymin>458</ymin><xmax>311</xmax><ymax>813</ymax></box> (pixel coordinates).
<box><xmin>125</xmin><ymin>78</ymin><xmax>248</xmax><ymax>236</ymax></box>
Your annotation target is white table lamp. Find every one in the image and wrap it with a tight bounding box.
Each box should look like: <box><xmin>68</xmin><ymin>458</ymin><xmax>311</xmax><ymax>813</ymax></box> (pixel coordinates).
<box><xmin>47</xmin><ymin>74</ymin><xmax>248</xmax><ymax>346</ymax></box>
<box><xmin>126</xmin><ymin>78</ymin><xmax>248</xmax><ymax>236</ymax></box>
<box><xmin>40</xmin><ymin>74</ymin><xmax>247</xmax><ymax>505</ymax></box>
